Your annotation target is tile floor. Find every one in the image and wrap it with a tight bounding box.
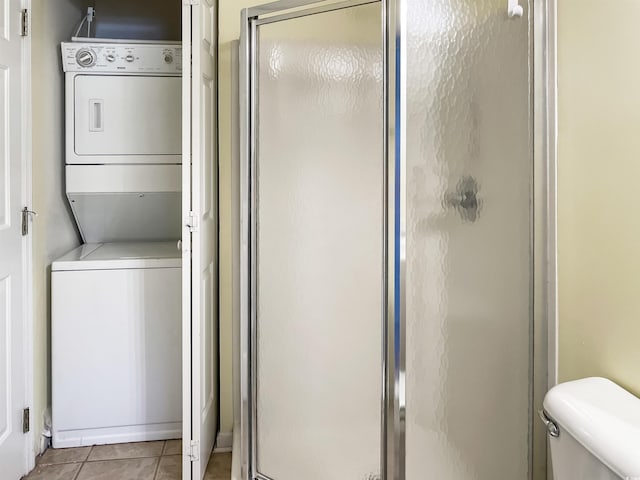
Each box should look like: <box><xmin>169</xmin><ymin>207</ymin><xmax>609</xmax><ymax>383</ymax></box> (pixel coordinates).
<box><xmin>23</xmin><ymin>440</ymin><xmax>231</xmax><ymax>480</ymax></box>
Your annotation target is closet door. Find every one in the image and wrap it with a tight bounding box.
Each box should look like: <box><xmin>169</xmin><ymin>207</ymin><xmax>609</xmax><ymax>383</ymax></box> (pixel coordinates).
<box><xmin>182</xmin><ymin>1</ymin><xmax>218</xmax><ymax>479</ymax></box>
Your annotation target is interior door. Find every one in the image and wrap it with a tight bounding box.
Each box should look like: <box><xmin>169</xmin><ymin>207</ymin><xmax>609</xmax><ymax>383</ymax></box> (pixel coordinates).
<box><xmin>0</xmin><ymin>1</ymin><xmax>30</xmax><ymax>478</ymax></box>
<box><xmin>182</xmin><ymin>1</ymin><xmax>218</xmax><ymax>479</ymax></box>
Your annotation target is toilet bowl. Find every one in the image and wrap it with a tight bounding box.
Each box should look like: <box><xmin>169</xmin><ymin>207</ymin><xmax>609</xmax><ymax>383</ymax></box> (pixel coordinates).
<box><xmin>542</xmin><ymin>377</ymin><xmax>640</xmax><ymax>480</ymax></box>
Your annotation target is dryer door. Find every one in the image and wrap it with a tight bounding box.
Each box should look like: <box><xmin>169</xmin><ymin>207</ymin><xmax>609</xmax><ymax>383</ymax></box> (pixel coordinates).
<box><xmin>73</xmin><ymin>75</ymin><xmax>182</xmax><ymax>164</ymax></box>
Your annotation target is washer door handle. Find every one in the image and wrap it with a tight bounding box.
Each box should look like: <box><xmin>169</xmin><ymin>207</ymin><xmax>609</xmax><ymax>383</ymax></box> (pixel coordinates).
<box><xmin>89</xmin><ymin>99</ymin><xmax>104</xmax><ymax>132</ymax></box>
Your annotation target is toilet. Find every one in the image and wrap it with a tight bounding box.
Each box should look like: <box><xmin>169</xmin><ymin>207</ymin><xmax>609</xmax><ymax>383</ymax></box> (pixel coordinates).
<box><xmin>542</xmin><ymin>377</ymin><xmax>640</xmax><ymax>479</ymax></box>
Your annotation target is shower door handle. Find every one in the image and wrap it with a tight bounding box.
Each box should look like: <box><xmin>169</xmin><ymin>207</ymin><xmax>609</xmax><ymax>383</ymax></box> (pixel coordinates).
<box><xmin>508</xmin><ymin>0</ymin><xmax>524</xmax><ymax>17</ymax></box>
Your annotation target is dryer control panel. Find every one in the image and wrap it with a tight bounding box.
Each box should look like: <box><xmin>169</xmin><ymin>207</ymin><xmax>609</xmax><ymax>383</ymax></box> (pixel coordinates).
<box><xmin>61</xmin><ymin>42</ymin><xmax>183</xmax><ymax>74</ymax></box>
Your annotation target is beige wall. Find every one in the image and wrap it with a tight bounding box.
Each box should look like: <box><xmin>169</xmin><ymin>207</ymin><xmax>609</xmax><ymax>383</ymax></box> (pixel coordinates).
<box><xmin>31</xmin><ymin>0</ymin><xmax>83</xmax><ymax>453</ymax></box>
<box><xmin>218</xmin><ymin>0</ymin><xmax>266</xmax><ymax>437</ymax></box>
<box><xmin>558</xmin><ymin>1</ymin><xmax>640</xmax><ymax>394</ymax></box>
<box><xmin>217</xmin><ymin>0</ymin><xmax>381</xmax><ymax>438</ymax></box>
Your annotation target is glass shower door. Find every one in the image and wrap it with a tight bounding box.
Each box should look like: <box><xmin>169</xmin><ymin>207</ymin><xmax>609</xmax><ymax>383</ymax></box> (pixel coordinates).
<box><xmin>404</xmin><ymin>0</ymin><xmax>533</xmax><ymax>478</ymax></box>
<box><xmin>243</xmin><ymin>0</ymin><xmax>538</xmax><ymax>478</ymax></box>
<box><xmin>249</xmin><ymin>2</ymin><xmax>384</xmax><ymax>479</ymax></box>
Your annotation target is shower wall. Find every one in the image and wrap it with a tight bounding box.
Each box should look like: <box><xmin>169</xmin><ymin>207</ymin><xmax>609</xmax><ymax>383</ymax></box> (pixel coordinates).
<box><xmin>404</xmin><ymin>0</ymin><xmax>532</xmax><ymax>478</ymax></box>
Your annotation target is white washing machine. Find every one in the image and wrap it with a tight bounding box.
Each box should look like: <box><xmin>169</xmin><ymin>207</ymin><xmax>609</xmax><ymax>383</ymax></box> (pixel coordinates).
<box><xmin>52</xmin><ymin>41</ymin><xmax>183</xmax><ymax>447</ymax></box>
<box><xmin>52</xmin><ymin>242</ymin><xmax>182</xmax><ymax>447</ymax></box>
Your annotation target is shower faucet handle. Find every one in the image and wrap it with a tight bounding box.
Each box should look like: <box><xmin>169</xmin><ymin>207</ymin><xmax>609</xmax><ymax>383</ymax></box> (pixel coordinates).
<box><xmin>508</xmin><ymin>0</ymin><xmax>524</xmax><ymax>17</ymax></box>
<box><xmin>446</xmin><ymin>176</ymin><xmax>481</xmax><ymax>223</ymax></box>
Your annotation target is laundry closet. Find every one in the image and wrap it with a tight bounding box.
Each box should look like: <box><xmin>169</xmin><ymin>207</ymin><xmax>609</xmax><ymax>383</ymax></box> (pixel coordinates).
<box><xmin>33</xmin><ymin>1</ymin><xmax>219</xmax><ymax>478</ymax></box>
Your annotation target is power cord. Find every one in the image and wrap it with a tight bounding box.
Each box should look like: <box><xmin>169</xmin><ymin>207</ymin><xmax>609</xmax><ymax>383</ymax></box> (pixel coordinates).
<box><xmin>72</xmin><ymin>7</ymin><xmax>96</xmax><ymax>39</ymax></box>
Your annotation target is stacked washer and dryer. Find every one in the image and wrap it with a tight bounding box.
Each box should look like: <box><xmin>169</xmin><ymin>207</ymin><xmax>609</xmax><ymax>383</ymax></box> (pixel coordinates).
<box><xmin>51</xmin><ymin>41</ymin><xmax>183</xmax><ymax>447</ymax></box>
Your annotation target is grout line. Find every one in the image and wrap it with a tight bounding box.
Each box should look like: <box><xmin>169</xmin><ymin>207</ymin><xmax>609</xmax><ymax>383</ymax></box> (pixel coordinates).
<box><xmin>84</xmin><ymin>455</ymin><xmax>165</xmax><ymax>463</ymax></box>
<box><xmin>85</xmin><ymin>445</ymin><xmax>94</xmax><ymax>462</ymax></box>
<box><xmin>74</xmin><ymin>446</ymin><xmax>92</xmax><ymax>480</ymax></box>
<box><xmin>152</xmin><ymin>455</ymin><xmax>162</xmax><ymax>480</ymax></box>
<box><xmin>83</xmin><ymin>442</ymin><xmax>169</xmax><ymax>463</ymax></box>
<box><xmin>160</xmin><ymin>440</ymin><xmax>167</xmax><ymax>456</ymax></box>
<box><xmin>72</xmin><ymin>461</ymin><xmax>85</xmax><ymax>480</ymax></box>
<box><xmin>34</xmin><ymin>460</ymin><xmax>85</xmax><ymax>467</ymax></box>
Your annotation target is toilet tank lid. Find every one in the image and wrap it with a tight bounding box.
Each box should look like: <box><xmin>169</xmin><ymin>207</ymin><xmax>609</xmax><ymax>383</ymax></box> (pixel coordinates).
<box><xmin>544</xmin><ymin>377</ymin><xmax>640</xmax><ymax>478</ymax></box>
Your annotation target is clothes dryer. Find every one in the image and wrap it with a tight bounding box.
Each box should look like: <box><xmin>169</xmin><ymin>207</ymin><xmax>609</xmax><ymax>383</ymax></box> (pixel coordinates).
<box><xmin>61</xmin><ymin>40</ymin><xmax>183</xmax><ymax>243</ymax></box>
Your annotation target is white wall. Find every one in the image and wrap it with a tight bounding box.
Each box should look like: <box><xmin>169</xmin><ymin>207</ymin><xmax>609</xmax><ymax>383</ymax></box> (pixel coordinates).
<box><xmin>31</xmin><ymin>0</ymin><xmax>83</xmax><ymax>453</ymax></box>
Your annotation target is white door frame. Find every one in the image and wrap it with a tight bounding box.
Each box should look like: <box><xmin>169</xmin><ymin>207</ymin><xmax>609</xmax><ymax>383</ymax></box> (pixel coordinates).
<box><xmin>21</xmin><ymin>0</ymin><xmax>35</xmax><ymax>469</ymax></box>
<box><xmin>21</xmin><ymin>0</ymin><xmax>35</xmax><ymax>472</ymax></box>
<box><xmin>181</xmin><ymin>2</ymin><xmax>193</xmax><ymax>478</ymax></box>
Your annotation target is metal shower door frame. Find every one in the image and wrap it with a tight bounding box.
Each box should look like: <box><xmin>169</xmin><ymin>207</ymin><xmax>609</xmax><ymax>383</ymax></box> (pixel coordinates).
<box><xmin>239</xmin><ymin>0</ymin><xmax>402</xmax><ymax>479</ymax></box>
<box><xmin>239</xmin><ymin>1</ymin><xmax>555</xmax><ymax>479</ymax></box>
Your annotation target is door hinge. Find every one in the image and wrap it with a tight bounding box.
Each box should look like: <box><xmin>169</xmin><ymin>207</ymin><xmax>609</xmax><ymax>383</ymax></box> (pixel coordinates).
<box><xmin>189</xmin><ymin>440</ymin><xmax>199</xmax><ymax>461</ymax></box>
<box><xmin>186</xmin><ymin>211</ymin><xmax>199</xmax><ymax>233</ymax></box>
<box><xmin>20</xmin><ymin>9</ymin><xmax>28</xmax><ymax>37</ymax></box>
<box><xmin>22</xmin><ymin>408</ymin><xmax>30</xmax><ymax>433</ymax></box>
<box><xmin>22</xmin><ymin>207</ymin><xmax>37</xmax><ymax>236</ymax></box>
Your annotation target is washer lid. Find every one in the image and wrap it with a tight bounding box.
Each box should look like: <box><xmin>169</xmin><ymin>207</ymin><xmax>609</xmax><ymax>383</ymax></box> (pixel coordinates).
<box><xmin>543</xmin><ymin>377</ymin><xmax>640</xmax><ymax>479</ymax></box>
<box><xmin>52</xmin><ymin>241</ymin><xmax>181</xmax><ymax>271</ymax></box>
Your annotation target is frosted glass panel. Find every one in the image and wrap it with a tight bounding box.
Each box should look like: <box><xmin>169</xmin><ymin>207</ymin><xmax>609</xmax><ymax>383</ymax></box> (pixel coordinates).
<box><xmin>254</xmin><ymin>4</ymin><xmax>383</xmax><ymax>480</ymax></box>
<box><xmin>405</xmin><ymin>1</ymin><xmax>532</xmax><ymax>479</ymax></box>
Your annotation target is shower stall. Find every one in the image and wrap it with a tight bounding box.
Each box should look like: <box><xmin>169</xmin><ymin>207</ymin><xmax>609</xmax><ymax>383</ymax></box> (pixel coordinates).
<box><xmin>238</xmin><ymin>0</ymin><xmax>553</xmax><ymax>479</ymax></box>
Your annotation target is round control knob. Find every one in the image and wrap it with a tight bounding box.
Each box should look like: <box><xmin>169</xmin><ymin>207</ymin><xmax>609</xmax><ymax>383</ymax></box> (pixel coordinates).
<box><xmin>105</xmin><ymin>54</ymin><xmax>116</xmax><ymax>63</ymax></box>
<box><xmin>76</xmin><ymin>48</ymin><xmax>97</xmax><ymax>67</ymax></box>
<box><xmin>125</xmin><ymin>54</ymin><xmax>135</xmax><ymax>63</ymax></box>
<box><xmin>164</xmin><ymin>54</ymin><xmax>174</xmax><ymax>64</ymax></box>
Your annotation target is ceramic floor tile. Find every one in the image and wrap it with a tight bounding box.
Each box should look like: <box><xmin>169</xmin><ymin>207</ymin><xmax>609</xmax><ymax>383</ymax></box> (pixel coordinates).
<box><xmin>24</xmin><ymin>443</ymin><xmax>230</xmax><ymax>480</ymax></box>
<box><xmin>155</xmin><ymin>455</ymin><xmax>181</xmax><ymax>480</ymax></box>
<box><xmin>76</xmin><ymin>457</ymin><xmax>158</xmax><ymax>480</ymax></box>
<box><xmin>24</xmin><ymin>462</ymin><xmax>82</xmax><ymax>480</ymax></box>
<box><xmin>162</xmin><ymin>439</ymin><xmax>182</xmax><ymax>456</ymax></box>
<box><xmin>87</xmin><ymin>441</ymin><xmax>165</xmax><ymax>461</ymax></box>
<box><xmin>37</xmin><ymin>446</ymin><xmax>91</xmax><ymax>465</ymax></box>
<box><xmin>204</xmin><ymin>453</ymin><xmax>232</xmax><ymax>479</ymax></box>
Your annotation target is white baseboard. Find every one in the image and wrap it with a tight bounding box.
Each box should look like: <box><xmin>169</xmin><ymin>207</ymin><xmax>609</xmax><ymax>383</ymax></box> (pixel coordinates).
<box><xmin>214</xmin><ymin>431</ymin><xmax>233</xmax><ymax>453</ymax></box>
<box><xmin>52</xmin><ymin>423</ymin><xmax>181</xmax><ymax>449</ymax></box>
